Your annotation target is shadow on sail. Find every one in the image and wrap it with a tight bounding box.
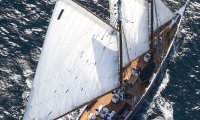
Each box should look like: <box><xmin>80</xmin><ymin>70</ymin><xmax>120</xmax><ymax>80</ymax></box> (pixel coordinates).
<box><xmin>92</xmin><ymin>34</ymin><xmax>118</xmax><ymax>88</ymax></box>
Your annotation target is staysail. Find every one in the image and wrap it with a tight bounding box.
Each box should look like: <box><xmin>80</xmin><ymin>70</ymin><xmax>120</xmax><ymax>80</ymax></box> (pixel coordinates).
<box><xmin>153</xmin><ymin>0</ymin><xmax>174</xmax><ymax>30</ymax></box>
<box><xmin>23</xmin><ymin>0</ymin><xmax>119</xmax><ymax>120</ymax></box>
<box><xmin>120</xmin><ymin>0</ymin><xmax>149</xmax><ymax>66</ymax></box>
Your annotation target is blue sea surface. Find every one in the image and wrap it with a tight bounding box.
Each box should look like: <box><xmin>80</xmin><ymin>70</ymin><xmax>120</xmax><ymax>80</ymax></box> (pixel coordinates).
<box><xmin>0</xmin><ymin>0</ymin><xmax>199</xmax><ymax>120</ymax></box>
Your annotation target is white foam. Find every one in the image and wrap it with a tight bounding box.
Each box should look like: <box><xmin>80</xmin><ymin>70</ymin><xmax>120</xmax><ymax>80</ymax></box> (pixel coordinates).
<box><xmin>166</xmin><ymin>0</ymin><xmax>179</xmax><ymax>5</ymax></box>
<box><xmin>3</xmin><ymin>111</ymin><xmax>10</xmax><ymax>115</ymax></box>
<box><xmin>16</xmin><ymin>58</ymin><xmax>33</xmax><ymax>77</ymax></box>
<box><xmin>155</xmin><ymin>70</ymin><xmax>170</xmax><ymax>97</ymax></box>
<box><xmin>191</xmin><ymin>2</ymin><xmax>200</xmax><ymax>8</ymax></box>
<box><xmin>32</xmin><ymin>28</ymin><xmax>43</xmax><ymax>32</ymax></box>
<box><xmin>22</xmin><ymin>91</ymin><xmax>30</xmax><ymax>100</ymax></box>
<box><xmin>24</xmin><ymin>29</ymin><xmax>32</xmax><ymax>35</ymax></box>
<box><xmin>7</xmin><ymin>41</ymin><xmax>20</xmax><ymax>47</ymax></box>
<box><xmin>0</xmin><ymin>27</ymin><xmax>9</xmax><ymax>33</ymax></box>
<box><xmin>192</xmin><ymin>106</ymin><xmax>200</xmax><ymax>110</ymax></box>
<box><xmin>145</xmin><ymin>70</ymin><xmax>174</xmax><ymax>120</ymax></box>
<box><xmin>0</xmin><ymin>68</ymin><xmax>11</xmax><ymax>73</ymax></box>
<box><xmin>26</xmin><ymin>78</ymin><xmax>32</xmax><ymax>89</ymax></box>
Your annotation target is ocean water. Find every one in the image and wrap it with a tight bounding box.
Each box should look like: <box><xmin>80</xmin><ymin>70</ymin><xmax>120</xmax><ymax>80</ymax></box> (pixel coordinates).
<box><xmin>0</xmin><ymin>0</ymin><xmax>199</xmax><ymax>120</ymax></box>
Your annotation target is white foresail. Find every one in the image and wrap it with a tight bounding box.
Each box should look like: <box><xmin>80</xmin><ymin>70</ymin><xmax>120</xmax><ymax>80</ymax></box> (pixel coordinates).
<box><xmin>23</xmin><ymin>0</ymin><xmax>119</xmax><ymax>120</ymax></box>
<box><xmin>120</xmin><ymin>0</ymin><xmax>149</xmax><ymax>66</ymax></box>
<box><xmin>109</xmin><ymin>0</ymin><xmax>118</xmax><ymax>27</ymax></box>
<box><xmin>153</xmin><ymin>0</ymin><xmax>174</xmax><ymax>30</ymax></box>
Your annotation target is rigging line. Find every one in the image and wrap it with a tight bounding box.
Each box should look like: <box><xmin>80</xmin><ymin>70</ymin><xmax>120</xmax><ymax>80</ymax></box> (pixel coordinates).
<box><xmin>148</xmin><ymin>0</ymin><xmax>151</xmax><ymax>38</ymax></box>
<box><xmin>154</xmin><ymin>0</ymin><xmax>163</xmax><ymax>60</ymax></box>
<box><xmin>154</xmin><ymin>0</ymin><xmax>160</xmax><ymax>29</ymax></box>
<box><xmin>121</xmin><ymin>26</ymin><xmax>131</xmax><ymax>63</ymax></box>
<box><xmin>150</xmin><ymin>0</ymin><xmax>154</xmax><ymax>48</ymax></box>
<box><xmin>120</xmin><ymin>18</ymin><xmax>134</xmax><ymax>23</ymax></box>
<box><xmin>154</xmin><ymin>0</ymin><xmax>159</xmax><ymax>34</ymax></box>
<box><xmin>121</xmin><ymin>26</ymin><xmax>132</xmax><ymax>78</ymax></box>
<box><xmin>120</xmin><ymin>0</ymin><xmax>134</xmax><ymax>63</ymax></box>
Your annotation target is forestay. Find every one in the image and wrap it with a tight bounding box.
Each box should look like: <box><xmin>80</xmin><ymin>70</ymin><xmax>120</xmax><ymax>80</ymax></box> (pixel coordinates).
<box><xmin>120</xmin><ymin>0</ymin><xmax>149</xmax><ymax>67</ymax></box>
<box><xmin>153</xmin><ymin>0</ymin><xmax>174</xmax><ymax>30</ymax></box>
<box><xmin>23</xmin><ymin>0</ymin><xmax>119</xmax><ymax>120</ymax></box>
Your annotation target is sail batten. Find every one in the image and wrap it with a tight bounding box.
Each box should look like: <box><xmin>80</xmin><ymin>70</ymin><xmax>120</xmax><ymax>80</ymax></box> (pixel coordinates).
<box><xmin>23</xmin><ymin>0</ymin><xmax>119</xmax><ymax>120</ymax></box>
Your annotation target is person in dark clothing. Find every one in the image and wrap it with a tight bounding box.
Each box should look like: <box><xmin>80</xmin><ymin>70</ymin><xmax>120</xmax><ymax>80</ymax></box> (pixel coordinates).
<box><xmin>140</xmin><ymin>62</ymin><xmax>155</xmax><ymax>82</ymax></box>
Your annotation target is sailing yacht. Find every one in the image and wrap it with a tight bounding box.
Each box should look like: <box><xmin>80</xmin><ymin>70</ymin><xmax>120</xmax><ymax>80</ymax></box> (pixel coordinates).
<box><xmin>23</xmin><ymin>0</ymin><xmax>189</xmax><ymax>120</ymax></box>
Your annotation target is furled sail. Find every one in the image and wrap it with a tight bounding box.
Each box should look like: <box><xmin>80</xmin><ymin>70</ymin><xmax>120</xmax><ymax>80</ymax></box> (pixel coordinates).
<box><xmin>120</xmin><ymin>0</ymin><xmax>149</xmax><ymax>66</ymax></box>
<box><xmin>153</xmin><ymin>0</ymin><xmax>174</xmax><ymax>30</ymax></box>
<box><xmin>23</xmin><ymin>0</ymin><xmax>119</xmax><ymax>120</ymax></box>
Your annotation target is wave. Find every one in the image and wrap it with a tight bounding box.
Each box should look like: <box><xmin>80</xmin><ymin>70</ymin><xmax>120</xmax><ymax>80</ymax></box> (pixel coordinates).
<box><xmin>144</xmin><ymin>70</ymin><xmax>174</xmax><ymax>120</ymax></box>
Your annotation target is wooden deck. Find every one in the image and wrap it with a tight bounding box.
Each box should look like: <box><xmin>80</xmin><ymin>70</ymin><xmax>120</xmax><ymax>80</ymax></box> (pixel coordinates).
<box><xmin>79</xmin><ymin>16</ymin><xmax>180</xmax><ymax>120</ymax></box>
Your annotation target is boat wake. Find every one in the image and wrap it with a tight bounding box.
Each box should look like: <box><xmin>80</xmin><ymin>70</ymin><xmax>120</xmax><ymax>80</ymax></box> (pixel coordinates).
<box><xmin>144</xmin><ymin>70</ymin><xmax>174</xmax><ymax>120</ymax></box>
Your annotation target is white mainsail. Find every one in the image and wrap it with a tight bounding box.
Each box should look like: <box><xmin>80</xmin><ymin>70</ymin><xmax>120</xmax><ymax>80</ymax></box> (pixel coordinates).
<box><xmin>23</xmin><ymin>0</ymin><xmax>119</xmax><ymax>120</ymax></box>
<box><xmin>153</xmin><ymin>0</ymin><xmax>174</xmax><ymax>30</ymax></box>
<box><xmin>120</xmin><ymin>0</ymin><xmax>149</xmax><ymax>66</ymax></box>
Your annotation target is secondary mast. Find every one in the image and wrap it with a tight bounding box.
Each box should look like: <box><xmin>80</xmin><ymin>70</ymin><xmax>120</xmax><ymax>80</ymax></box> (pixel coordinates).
<box><xmin>118</xmin><ymin>0</ymin><xmax>123</xmax><ymax>84</ymax></box>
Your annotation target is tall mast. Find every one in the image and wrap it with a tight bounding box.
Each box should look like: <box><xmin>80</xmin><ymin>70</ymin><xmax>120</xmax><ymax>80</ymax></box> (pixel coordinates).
<box><xmin>118</xmin><ymin>0</ymin><xmax>123</xmax><ymax>84</ymax></box>
<box><xmin>150</xmin><ymin>0</ymin><xmax>154</xmax><ymax>47</ymax></box>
